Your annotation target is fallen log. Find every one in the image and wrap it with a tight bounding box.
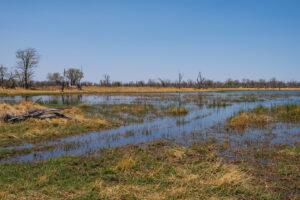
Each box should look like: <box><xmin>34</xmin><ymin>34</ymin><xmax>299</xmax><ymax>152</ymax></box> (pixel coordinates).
<box><xmin>38</xmin><ymin>112</ymin><xmax>73</xmax><ymax>120</ymax></box>
<box><xmin>1</xmin><ymin>107</ymin><xmax>78</xmax><ymax>123</ymax></box>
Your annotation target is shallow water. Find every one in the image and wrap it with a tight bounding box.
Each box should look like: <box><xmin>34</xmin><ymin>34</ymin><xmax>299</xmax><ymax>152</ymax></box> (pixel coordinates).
<box><xmin>1</xmin><ymin>91</ymin><xmax>300</xmax><ymax>162</ymax></box>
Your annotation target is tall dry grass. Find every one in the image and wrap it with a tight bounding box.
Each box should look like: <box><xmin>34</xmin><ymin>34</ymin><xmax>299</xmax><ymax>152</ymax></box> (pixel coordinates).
<box><xmin>0</xmin><ymin>101</ymin><xmax>110</xmax><ymax>146</ymax></box>
<box><xmin>1</xmin><ymin>86</ymin><xmax>300</xmax><ymax>96</ymax></box>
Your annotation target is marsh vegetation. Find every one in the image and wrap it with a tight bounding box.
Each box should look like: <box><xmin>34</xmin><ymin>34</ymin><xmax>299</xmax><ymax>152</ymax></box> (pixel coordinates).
<box><xmin>0</xmin><ymin>91</ymin><xmax>299</xmax><ymax>199</ymax></box>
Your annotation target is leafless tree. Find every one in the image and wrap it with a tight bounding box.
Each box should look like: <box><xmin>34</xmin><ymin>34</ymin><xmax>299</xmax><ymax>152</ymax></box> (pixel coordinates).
<box><xmin>61</xmin><ymin>69</ymin><xmax>66</xmax><ymax>92</ymax></box>
<box><xmin>270</xmin><ymin>78</ymin><xmax>277</xmax><ymax>88</ymax></box>
<box><xmin>6</xmin><ymin>71</ymin><xmax>16</xmax><ymax>89</ymax></box>
<box><xmin>15</xmin><ymin>48</ymin><xmax>39</xmax><ymax>89</ymax></box>
<box><xmin>177</xmin><ymin>72</ymin><xmax>184</xmax><ymax>88</ymax></box>
<box><xmin>159</xmin><ymin>78</ymin><xmax>171</xmax><ymax>87</ymax></box>
<box><xmin>136</xmin><ymin>80</ymin><xmax>145</xmax><ymax>87</ymax></box>
<box><xmin>196</xmin><ymin>72</ymin><xmax>205</xmax><ymax>89</ymax></box>
<box><xmin>187</xmin><ymin>79</ymin><xmax>194</xmax><ymax>88</ymax></box>
<box><xmin>0</xmin><ymin>65</ymin><xmax>8</xmax><ymax>88</ymax></box>
<box><xmin>147</xmin><ymin>79</ymin><xmax>157</xmax><ymax>87</ymax></box>
<box><xmin>101</xmin><ymin>74</ymin><xmax>111</xmax><ymax>86</ymax></box>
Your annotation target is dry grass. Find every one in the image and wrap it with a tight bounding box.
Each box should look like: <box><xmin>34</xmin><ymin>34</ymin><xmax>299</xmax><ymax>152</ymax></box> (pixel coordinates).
<box><xmin>0</xmin><ymin>100</ymin><xmax>45</xmax><ymax>117</ymax></box>
<box><xmin>166</xmin><ymin>106</ymin><xmax>189</xmax><ymax>116</ymax></box>
<box><xmin>0</xmin><ymin>142</ymin><xmax>284</xmax><ymax>199</ymax></box>
<box><xmin>1</xmin><ymin>86</ymin><xmax>300</xmax><ymax>96</ymax></box>
<box><xmin>227</xmin><ymin>104</ymin><xmax>300</xmax><ymax>130</ymax></box>
<box><xmin>227</xmin><ymin>112</ymin><xmax>273</xmax><ymax>130</ymax></box>
<box><xmin>0</xmin><ymin>101</ymin><xmax>110</xmax><ymax>146</ymax></box>
<box><xmin>0</xmin><ymin>101</ymin><xmax>106</xmax><ymax>125</ymax></box>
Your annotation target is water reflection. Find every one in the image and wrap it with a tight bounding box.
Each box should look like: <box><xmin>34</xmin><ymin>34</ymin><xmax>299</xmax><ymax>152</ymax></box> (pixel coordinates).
<box><xmin>1</xmin><ymin>91</ymin><xmax>300</xmax><ymax>162</ymax></box>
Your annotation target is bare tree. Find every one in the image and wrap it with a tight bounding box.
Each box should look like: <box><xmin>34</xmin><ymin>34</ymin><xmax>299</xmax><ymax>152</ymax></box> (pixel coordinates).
<box><xmin>196</xmin><ymin>72</ymin><xmax>205</xmax><ymax>89</ymax></box>
<box><xmin>101</xmin><ymin>74</ymin><xmax>111</xmax><ymax>86</ymax></box>
<box><xmin>178</xmin><ymin>72</ymin><xmax>184</xmax><ymax>88</ymax></box>
<box><xmin>16</xmin><ymin>48</ymin><xmax>39</xmax><ymax>89</ymax></box>
<box><xmin>0</xmin><ymin>65</ymin><xmax>8</xmax><ymax>88</ymax></box>
<box><xmin>6</xmin><ymin>71</ymin><xmax>16</xmax><ymax>89</ymax></box>
<box><xmin>159</xmin><ymin>78</ymin><xmax>166</xmax><ymax>87</ymax></box>
<box><xmin>270</xmin><ymin>78</ymin><xmax>277</xmax><ymax>88</ymax></box>
<box><xmin>61</xmin><ymin>69</ymin><xmax>66</xmax><ymax>92</ymax></box>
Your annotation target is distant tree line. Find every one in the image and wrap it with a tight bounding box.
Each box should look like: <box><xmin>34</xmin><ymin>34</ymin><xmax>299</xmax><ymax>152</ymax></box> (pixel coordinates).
<box><xmin>1</xmin><ymin>48</ymin><xmax>300</xmax><ymax>90</ymax></box>
<box><xmin>55</xmin><ymin>73</ymin><xmax>299</xmax><ymax>89</ymax></box>
<box><xmin>90</xmin><ymin>77</ymin><xmax>300</xmax><ymax>89</ymax></box>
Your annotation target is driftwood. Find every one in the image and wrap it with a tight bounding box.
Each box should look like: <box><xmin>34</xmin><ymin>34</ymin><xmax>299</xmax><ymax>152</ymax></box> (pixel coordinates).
<box><xmin>2</xmin><ymin>107</ymin><xmax>78</xmax><ymax>123</ymax></box>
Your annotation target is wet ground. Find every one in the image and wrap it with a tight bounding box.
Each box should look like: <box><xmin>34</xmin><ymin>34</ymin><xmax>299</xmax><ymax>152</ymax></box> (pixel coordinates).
<box><xmin>1</xmin><ymin>91</ymin><xmax>300</xmax><ymax>162</ymax></box>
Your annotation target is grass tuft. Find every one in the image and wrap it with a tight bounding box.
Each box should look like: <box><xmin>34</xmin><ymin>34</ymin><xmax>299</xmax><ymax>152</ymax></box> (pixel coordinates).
<box><xmin>166</xmin><ymin>106</ymin><xmax>189</xmax><ymax>116</ymax></box>
<box><xmin>226</xmin><ymin>104</ymin><xmax>300</xmax><ymax>130</ymax></box>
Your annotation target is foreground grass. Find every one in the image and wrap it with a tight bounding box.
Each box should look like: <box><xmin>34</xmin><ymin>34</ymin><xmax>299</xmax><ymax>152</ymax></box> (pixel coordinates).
<box><xmin>1</xmin><ymin>141</ymin><xmax>296</xmax><ymax>200</ymax></box>
<box><xmin>226</xmin><ymin>104</ymin><xmax>300</xmax><ymax>130</ymax></box>
<box><xmin>230</xmin><ymin>144</ymin><xmax>300</xmax><ymax>199</ymax></box>
<box><xmin>1</xmin><ymin>86</ymin><xmax>300</xmax><ymax>96</ymax></box>
<box><xmin>0</xmin><ymin>101</ymin><xmax>114</xmax><ymax>147</ymax></box>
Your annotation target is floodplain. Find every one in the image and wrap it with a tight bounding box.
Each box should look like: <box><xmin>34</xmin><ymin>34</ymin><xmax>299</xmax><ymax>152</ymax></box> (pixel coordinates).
<box><xmin>0</xmin><ymin>90</ymin><xmax>299</xmax><ymax>199</ymax></box>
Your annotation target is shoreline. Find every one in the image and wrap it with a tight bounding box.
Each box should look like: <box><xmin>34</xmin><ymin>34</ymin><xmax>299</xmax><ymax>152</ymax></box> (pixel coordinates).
<box><xmin>1</xmin><ymin>86</ymin><xmax>300</xmax><ymax>96</ymax></box>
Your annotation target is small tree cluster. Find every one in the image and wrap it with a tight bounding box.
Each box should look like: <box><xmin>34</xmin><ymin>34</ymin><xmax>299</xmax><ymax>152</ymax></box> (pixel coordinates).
<box><xmin>0</xmin><ymin>48</ymin><xmax>39</xmax><ymax>89</ymax></box>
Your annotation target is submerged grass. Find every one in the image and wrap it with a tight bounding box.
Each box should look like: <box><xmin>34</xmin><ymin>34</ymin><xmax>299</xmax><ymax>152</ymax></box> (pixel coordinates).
<box><xmin>166</xmin><ymin>106</ymin><xmax>189</xmax><ymax>116</ymax></box>
<box><xmin>207</xmin><ymin>100</ymin><xmax>232</xmax><ymax>108</ymax></box>
<box><xmin>226</xmin><ymin>104</ymin><xmax>300</xmax><ymax>130</ymax></box>
<box><xmin>0</xmin><ymin>101</ymin><xmax>166</xmax><ymax>147</ymax></box>
<box><xmin>0</xmin><ymin>101</ymin><xmax>113</xmax><ymax>147</ymax></box>
<box><xmin>0</xmin><ymin>141</ymin><xmax>294</xmax><ymax>200</ymax></box>
<box><xmin>79</xmin><ymin>103</ymin><xmax>161</xmax><ymax>124</ymax></box>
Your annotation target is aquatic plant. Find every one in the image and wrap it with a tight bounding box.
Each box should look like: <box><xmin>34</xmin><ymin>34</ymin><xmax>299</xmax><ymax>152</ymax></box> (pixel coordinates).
<box><xmin>166</xmin><ymin>106</ymin><xmax>189</xmax><ymax>116</ymax></box>
<box><xmin>226</xmin><ymin>104</ymin><xmax>300</xmax><ymax>130</ymax></box>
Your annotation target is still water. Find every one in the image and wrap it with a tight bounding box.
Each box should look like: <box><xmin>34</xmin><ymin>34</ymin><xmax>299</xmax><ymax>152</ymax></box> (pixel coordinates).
<box><xmin>1</xmin><ymin>91</ymin><xmax>300</xmax><ymax>162</ymax></box>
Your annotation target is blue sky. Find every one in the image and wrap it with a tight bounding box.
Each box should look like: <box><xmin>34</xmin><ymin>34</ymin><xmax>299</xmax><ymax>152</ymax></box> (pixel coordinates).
<box><xmin>0</xmin><ymin>0</ymin><xmax>299</xmax><ymax>83</ymax></box>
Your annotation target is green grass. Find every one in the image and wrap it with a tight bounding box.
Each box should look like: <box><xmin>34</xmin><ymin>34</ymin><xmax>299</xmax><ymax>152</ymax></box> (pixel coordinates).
<box><xmin>226</xmin><ymin>104</ymin><xmax>300</xmax><ymax>130</ymax></box>
<box><xmin>251</xmin><ymin>104</ymin><xmax>300</xmax><ymax>122</ymax></box>
<box><xmin>0</xmin><ymin>145</ymin><xmax>56</xmax><ymax>160</ymax></box>
<box><xmin>79</xmin><ymin>103</ymin><xmax>162</xmax><ymax>124</ymax></box>
<box><xmin>207</xmin><ymin>99</ymin><xmax>232</xmax><ymax>108</ymax></box>
<box><xmin>1</xmin><ymin>141</ymin><xmax>295</xmax><ymax>200</ymax></box>
<box><xmin>165</xmin><ymin>106</ymin><xmax>189</xmax><ymax>116</ymax></box>
<box><xmin>0</xmin><ymin>102</ymin><xmax>163</xmax><ymax>147</ymax></box>
<box><xmin>0</xmin><ymin>118</ymin><xmax>114</xmax><ymax>147</ymax></box>
<box><xmin>233</xmin><ymin>144</ymin><xmax>300</xmax><ymax>199</ymax></box>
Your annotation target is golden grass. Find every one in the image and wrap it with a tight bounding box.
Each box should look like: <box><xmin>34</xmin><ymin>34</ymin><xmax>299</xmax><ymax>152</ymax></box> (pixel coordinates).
<box><xmin>86</xmin><ymin>146</ymin><xmax>265</xmax><ymax>199</ymax></box>
<box><xmin>0</xmin><ymin>101</ymin><xmax>110</xmax><ymax>146</ymax></box>
<box><xmin>207</xmin><ymin>162</ymin><xmax>251</xmax><ymax>187</ymax></box>
<box><xmin>0</xmin><ymin>142</ymin><xmax>294</xmax><ymax>199</ymax></box>
<box><xmin>227</xmin><ymin>112</ymin><xmax>273</xmax><ymax>130</ymax></box>
<box><xmin>0</xmin><ymin>101</ymin><xmax>105</xmax><ymax>125</ymax></box>
<box><xmin>166</xmin><ymin>106</ymin><xmax>189</xmax><ymax>116</ymax></box>
<box><xmin>227</xmin><ymin>104</ymin><xmax>300</xmax><ymax>130</ymax></box>
<box><xmin>0</xmin><ymin>100</ymin><xmax>45</xmax><ymax>117</ymax></box>
<box><xmin>116</xmin><ymin>156</ymin><xmax>137</xmax><ymax>172</ymax></box>
<box><xmin>1</xmin><ymin>86</ymin><xmax>300</xmax><ymax>96</ymax></box>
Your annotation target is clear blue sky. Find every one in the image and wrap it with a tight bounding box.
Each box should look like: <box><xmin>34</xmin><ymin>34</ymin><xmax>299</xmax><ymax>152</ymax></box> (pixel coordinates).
<box><xmin>0</xmin><ymin>0</ymin><xmax>299</xmax><ymax>83</ymax></box>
